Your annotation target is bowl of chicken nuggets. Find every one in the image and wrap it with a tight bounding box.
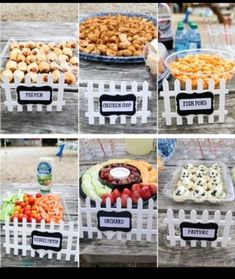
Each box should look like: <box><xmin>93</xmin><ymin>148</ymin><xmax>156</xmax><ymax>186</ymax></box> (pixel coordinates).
<box><xmin>0</xmin><ymin>39</ymin><xmax>78</xmax><ymax>87</ymax></box>
<box><xmin>79</xmin><ymin>12</ymin><xmax>157</xmax><ymax>63</ymax></box>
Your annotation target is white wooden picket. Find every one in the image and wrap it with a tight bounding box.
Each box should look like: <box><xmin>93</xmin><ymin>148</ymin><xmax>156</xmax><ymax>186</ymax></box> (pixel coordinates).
<box><xmin>80</xmin><ymin>197</ymin><xmax>157</xmax><ymax>242</ymax></box>
<box><xmin>1</xmin><ymin>73</ymin><xmax>66</xmax><ymax>112</ymax></box>
<box><xmin>160</xmin><ymin>78</ymin><xmax>228</xmax><ymax>126</ymax></box>
<box><xmin>84</xmin><ymin>81</ymin><xmax>152</xmax><ymax>125</ymax></box>
<box><xmin>3</xmin><ymin>218</ymin><xmax>78</xmax><ymax>261</ymax></box>
<box><xmin>164</xmin><ymin>209</ymin><xmax>234</xmax><ymax>247</ymax></box>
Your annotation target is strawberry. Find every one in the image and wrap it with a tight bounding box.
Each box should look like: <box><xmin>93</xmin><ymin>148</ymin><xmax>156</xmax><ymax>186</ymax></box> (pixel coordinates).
<box><xmin>148</xmin><ymin>183</ymin><xmax>157</xmax><ymax>195</ymax></box>
<box><xmin>122</xmin><ymin>188</ymin><xmax>131</xmax><ymax>196</ymax></box>
<box><xmin>101</xmin><ymin>193</ymin><xmax>114</xmax><ymax>205</ymax></box>
<box><xmin>131</xmin><ymin>183</ymin><xmax>141</xmax><ymax>193</ymax></box>
<box><xmin>111</xmin><ymin>189</ymin><xmax>121</xmax><ymax>202</ymax></box>
<box><xmin>139</xmin><ymin>186</ymin><xmax>151</xmax><ymax>200</ymax></box>
<box><xmin>121</xmin><ymin>194</ymin><xmax>129</xmax><ymax>208</ymax></box>
<box><xmin>131</xmin><ymin>191</ymin><xmax>141</xmax><ymax>204</ymax></box>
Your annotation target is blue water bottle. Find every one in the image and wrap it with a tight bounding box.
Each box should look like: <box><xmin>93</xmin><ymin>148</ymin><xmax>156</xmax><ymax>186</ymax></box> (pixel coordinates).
<box><xmin>175</xmin><ymin>22</ymin><xmax>187</xmax><ymax>51</ymax></box>
<box><xmin>188</xmin><ymin>22</ymin><xmax>201</xmax><ymax>49</ymax></box>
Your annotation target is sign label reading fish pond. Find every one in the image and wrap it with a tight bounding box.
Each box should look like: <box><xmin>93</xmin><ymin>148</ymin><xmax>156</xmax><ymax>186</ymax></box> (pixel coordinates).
<box><xmin>31</xmin><ymin>231</ymin><xmax>62</xmax><ymax>251</ymax></box>
<box><xmin>99</xmin><ymin>94</ymin><xmax>136</xmax><ymax>116</ymax></box>
<box><xmin>17</xmin><ymin>86</ymin><xmax>52</xmax><ymax>105</ymax></box>
<box><xmin>176</xmin><ymin>92</ymin><xmax>214</xmax><ymax>116</ymax></box>
<box><xmin>97</xmin><ymin>211</ymin><xmax>132</xmax><ymax>232</ymax></box>
<box><xmin>180</xmin><ymin>222</ymin><xmax>218</xmax><ymax>241</ymax></box>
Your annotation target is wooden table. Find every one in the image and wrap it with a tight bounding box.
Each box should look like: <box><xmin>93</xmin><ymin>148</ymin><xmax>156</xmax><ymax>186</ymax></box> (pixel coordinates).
<box><xmin>79</xmin><ymin>141</ymin><xmax>157</xmax><ymax>267</ymax></box>
<box><xmin>0</xmin><ymin>183</ymin><xmax>78</xmax><ymax>267</ymax></box>
<box><xmin>158</xmin><ymin>141</ymin><xmax>235</xmax><ymax>267</ymax></box>
<box><xmin>79</xmin><ymin>5</ymin><xmax>157</xmax><ymax>134</ymax></box>
<box><xmin>0</xmin><ymin>22</ymin><xmax>78</xmax><ymax>134</ymax></box>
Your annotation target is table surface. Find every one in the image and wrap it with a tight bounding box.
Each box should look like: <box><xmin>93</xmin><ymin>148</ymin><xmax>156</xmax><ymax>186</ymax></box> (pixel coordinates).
<box><xmin>0</xmin><ymin>183</ymin><xmax>78</xmax><ymax>267</ymax></box>
<box><xmin>0</xmin><ymin>22</ymin><xmax>78</xmax><ymax>134</ymax></box>
<box><xmin>158</xmin><ymin>142</ymin><xmax>235</xmax><ymax>267</ymax></box>
<box><xmin>79</xmin><ymin>142</ymin><xmax>157</xmax><ymax>267</ymax></box>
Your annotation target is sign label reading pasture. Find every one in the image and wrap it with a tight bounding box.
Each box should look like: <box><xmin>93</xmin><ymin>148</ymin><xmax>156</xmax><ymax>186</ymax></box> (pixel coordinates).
<box><xmin>180</xmin><ymin>222</ymin><xmax>218</xmax><ymax>241</ymax></box>
<box><xmin>176</xmin><ymin>92</ymin><xmax>214</xmax><ymax>116</ymax></box>
<box><xmin>99</xmin><ymin>94</ymin><xmax>136</xmax><ymax>116</ymax></box>
<box><xmin>97</xmin><ymin>211</ymin><xmax>132</xmax><ymax>232</ymax></box>
<box><xmin>31</xmin><ymin>231</ymin><xmax>63</xmax><ymax>251</ymax></box>
<box><xmin>17</xmin><ymin>86</ymin><xmax>52</xmax><ymax>105</ymax></box>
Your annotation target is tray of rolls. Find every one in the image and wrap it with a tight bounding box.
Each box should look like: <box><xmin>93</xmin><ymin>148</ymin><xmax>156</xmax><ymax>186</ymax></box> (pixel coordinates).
<box><xmin>0</xmin><ymin>37</ymin><xmax>78</xmax><ymax>91</ymax></box>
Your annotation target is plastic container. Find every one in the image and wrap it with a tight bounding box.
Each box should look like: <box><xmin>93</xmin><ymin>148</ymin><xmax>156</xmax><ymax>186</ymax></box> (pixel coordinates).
<box><xmin>158</xmin><ymin>3</ymin><xmax>173</xmax><ymax>50</ymax></box>
<box><xmin>164</xmin><ymin>48</ymin><xmax>235</xmax><ymax>88</ymax></box>
<box><xmin>163</xmin><ymin>160</ymin><xmax>235</xmax><ymax>204</ymax></box>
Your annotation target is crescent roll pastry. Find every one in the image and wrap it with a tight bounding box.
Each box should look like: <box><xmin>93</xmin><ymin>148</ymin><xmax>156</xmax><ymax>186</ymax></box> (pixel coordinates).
<box><xmin>50</xmin><ymin>61</ymin><xmax>59</xmax><ymax>71</ymax></box>
<box><xmin>17</xmin><ymin>62</ymin><xmax>28</xmax><ymax>72</ymax></box>
<box><xmin>47</xmin><ymin>52</ymin><xmax>57</xmax><ymax>62</ymax></box>
<box><xmin>27</xmin><ymin>62</ymin><xmax>39</xmax><ymax>73</ymax></box>
<box><xmin>58</xmin><ymin>54</ymin><xmax>69</xmax><ymax>63</ymax></box>
<box><xmin>63</xmin><ymin>47</ymin><xmax>73</xmax><ymax>57</ymax></box>
<box><xmin>27</xmin><ymin>72</ymin><xmax>37</xmax><ymax>83</ymax></box>
<box><xmin>16</xmin><ymin>54</ymin><xmax>26</xmax><ymax>63</ymax></box>
<box><xmin>64</xmin><ymin>71</ymin><xmax>76</xmax><ymax>85</ymax></box>
<box><xmin>38</xmin><ymin>61</ymin><xmax>50</xmax><ymax>73</ymax></box>
<box><xmin>6</xmin><ymin>60</ymin><xmax>17</xmax><ymax>72</ymax></box>
<box><xmin>9</xmin><ymin>48</ymin><xmax>21</xmax><ymax>61</ymax></box>
<box><xmin>69</xmin><ymin>56</ymin><xmax>78</xmax><ymax>66</ymax></box>
<box><xmin>21</xmin><ymin>47</ymin><xmax>31</xmax><ymax>56</ymax></box>
<box><xmin>51</xmin><ymin>69</ymin><xmax>60</xmax><ymax>82</ymax></box>
<box><xmin>26</xmin><ymin>55</ymin><xmax>37</xmax><ymax>64</ymax></box>
<box><xmin>0</xmin><ymin>70</ymin><xmax>14</xmax><ymax>82</ymax></box>
<box><xmin>14</xmin><ymin>70</ymin><xmax>25</xmax><ymax>83</ymax></box>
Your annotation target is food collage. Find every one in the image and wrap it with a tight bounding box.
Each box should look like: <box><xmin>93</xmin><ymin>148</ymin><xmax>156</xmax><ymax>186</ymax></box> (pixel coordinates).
<box><xmin>0</xmin><ymin>2</ymin><xmax>235</xmax><ymax>270</ymax></box>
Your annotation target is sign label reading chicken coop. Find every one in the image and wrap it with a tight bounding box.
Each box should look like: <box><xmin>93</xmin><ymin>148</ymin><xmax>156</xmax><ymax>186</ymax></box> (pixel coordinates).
<box><xmin>180</xmin><ymin>222</ymin><xmax>218</xmax><ymax>241</ymax></box>
<box><xmin>97</xmin><ymin>211</ymin><xmax>132</xmax><ymax>232</ymax></box>
<box><xmin>17</xmin><ymin>86</ymin><xmax>52</xmax><ymax>105</ymax></box>
<box><xmin>99</xmin><ymin>94</ymin><xmax>136</xmax><ymax>116</ymax></box>
<box><xmin>31</xmin><ymin>231</ymin><xmax>63</xmax><ymax>251</ymax></box>
<box><xmin>176</xmin><ymin>92</ymin><xmax>214</xmax><ymax>116</ymax></box>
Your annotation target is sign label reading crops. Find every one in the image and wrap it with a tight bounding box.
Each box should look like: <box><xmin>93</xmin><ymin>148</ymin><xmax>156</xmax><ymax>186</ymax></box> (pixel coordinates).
<box><xmin>31</xmin><ymin>231</ymin><xmax>63</xmax><ymax>251</ymax></box>
<box><xmin>180</xmin><ymin>222</ymin><xmax>218</xmax><ymax>241</ymax></box>
<box><xmin>99</xmin><ymin>94</ymin><xmax>136</xmax><ymax>116</ymax></box>
<box><xmin>176</xmin><ymin>92</ymin><xmax>214</xmax><ymax>116</ymax></box>
<box><xmin>97</xmin><ymin>211</ymin><xmax>132</xmax><ymax>232</ymax></box>
<box><xmin>17</xmin><ymin>85</ymin><xmax>52</xmax><ymax>105</ymax></box>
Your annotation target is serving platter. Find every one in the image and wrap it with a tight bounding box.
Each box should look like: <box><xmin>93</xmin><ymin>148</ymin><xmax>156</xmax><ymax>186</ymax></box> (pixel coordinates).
<box><xmin>79</xmin><ymin>12</ymin><xmax>157</xmax><ymax>64</ymax></box>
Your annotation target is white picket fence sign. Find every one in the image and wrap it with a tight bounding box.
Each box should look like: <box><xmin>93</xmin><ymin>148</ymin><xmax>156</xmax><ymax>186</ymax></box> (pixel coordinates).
<box><xmin>3</xmin><ymin>218</ymin><xmax>78</xmax><ymax>262</ymax></box>
<box><xmin>1</xmin><ymin>73</ymin><xmax>66</xmax><ymax>112</ymax></box>
<box><xmin>160</xmin><ymin>78</ymin><xmax>228</xmax><ymax>126</ymax></box>
<box><xmin>80</xmin><ymin>197</ymin><xmax>157</xmax><ymax>242</ymax></box>
<box><xmin>85</xmin><ymin>81</ymin><xmax>152</xmax><ymax>125</ymax></box>
<box><xmin>164</xmin><ymin>209</ymin><xmax>234</xmax><ymax>248</ymax></box>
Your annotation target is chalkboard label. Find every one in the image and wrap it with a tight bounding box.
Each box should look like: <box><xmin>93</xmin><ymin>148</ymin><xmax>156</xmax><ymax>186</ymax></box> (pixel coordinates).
<box><xmin>99</xmin><ymin>94</ymin><xmax>136</xmax><ymax>116</ymax></box>
<box><xmin>31</xmin><ymin>231</ymin><xmax>63</xmax><ymax>251</ymax></box>
<box><xmin>180</xmin><ymin>222</ymin><xmax>218</xmax><ymax>241</ymax></box>
<box><xmin>97</xmin><ymin>210</ymin><xmax>132</xmax><ymax>232</ymax></box>
<box><xmin>176</xmin><ymin>92</ymin><xmax>214</xmax><ymax>116</ymax></box>
<box><xmin>17</xmin><ymin>85</ymin><xmax>52</xmax><ymax>105</ymax></box>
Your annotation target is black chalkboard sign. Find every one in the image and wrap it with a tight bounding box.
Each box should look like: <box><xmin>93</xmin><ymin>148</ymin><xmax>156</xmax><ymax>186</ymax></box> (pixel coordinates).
<box><xmin>99</xmin><ymin>94</ymin><xmax>136</xmax><ymax>116</ymax></box>
<box><xmin>31</xmin><ymin>231</ymin><xmax>63</xmax><ymax>251</ymax></box>
<box><xmin>17</xmin><ymin>85</ymin><xmax>52</xmax><ymax>105</ymax></box>
<box><xmin>97</xmin><ymin>210</ymin><xmax>132</xmax><ymax>232</ymax></box>
<box><xmin>176</xmin><ymin>92</ymin><xmax>214</xmax><ymax>116</ymax></box>
<box><xmin>180</xmin><ymin>222</ymin><xmax>218</xmax><ymax>241</ymax></box>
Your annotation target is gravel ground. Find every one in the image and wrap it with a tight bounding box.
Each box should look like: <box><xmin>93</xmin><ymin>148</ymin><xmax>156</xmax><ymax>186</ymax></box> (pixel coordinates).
<box><xmin>0</xmin><ymin>147</ymin><xmax>78</xmax><ymax>184</ymax></box>
<box><xmin>0</xmin><ymin>3</ymin><xmax>78</xmax><ymax>22</ymax></box>
<box><xmin>79</xmin><ymin>3</ymin><xmax>157</xmax><ymax>17</ymax></box>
